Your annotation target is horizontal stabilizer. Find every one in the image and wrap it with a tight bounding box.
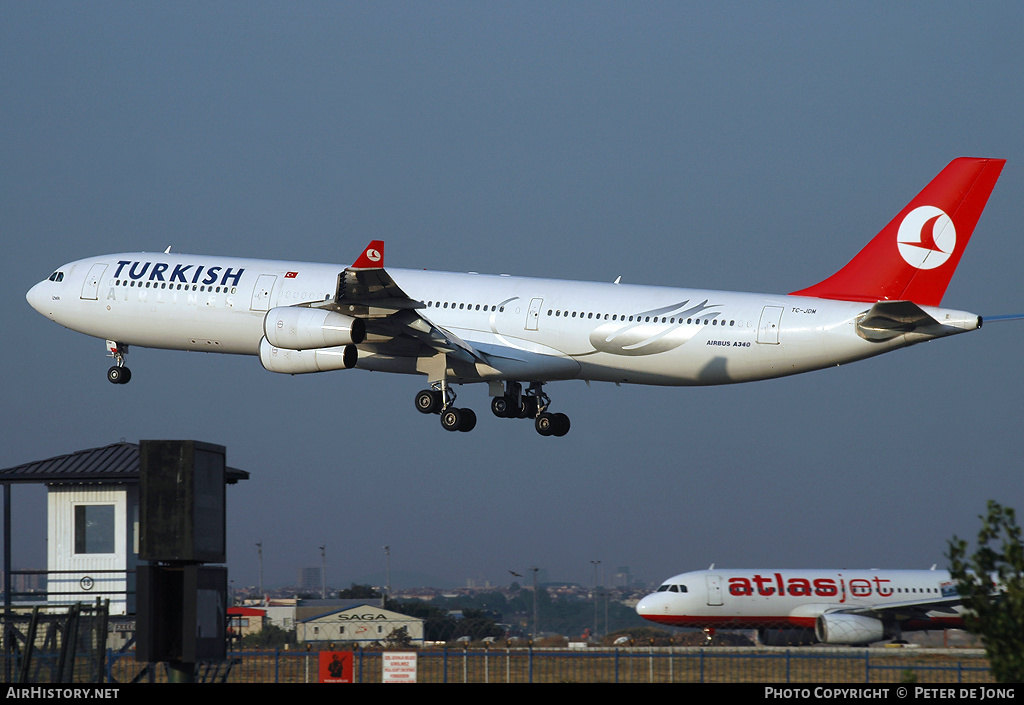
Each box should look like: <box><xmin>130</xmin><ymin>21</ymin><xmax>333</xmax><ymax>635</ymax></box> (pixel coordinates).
<box><xmin>856</xmin><ymin>301</ymin><xmax>938</xmax><ymax>341</ymax></box>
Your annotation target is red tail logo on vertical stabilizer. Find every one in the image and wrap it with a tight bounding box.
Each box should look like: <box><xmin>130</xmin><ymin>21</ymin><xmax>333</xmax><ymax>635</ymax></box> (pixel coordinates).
<box><xmin>792</xmin><ymin>157</ymin><xmax>1004</xmax><ymax>306</ymax></box>
<box><xmin>351</xmin><ymin>240</ymin><xmax>385</xmax><ymax>270</ymax></box>
<box><xmin>897</xmin><ymin>206</ymin><xmax>955</xmax><ymax>269</ymax></box>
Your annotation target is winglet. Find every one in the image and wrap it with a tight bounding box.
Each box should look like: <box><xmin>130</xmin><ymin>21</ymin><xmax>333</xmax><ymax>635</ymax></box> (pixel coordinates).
<box><xmin>351</xmin><ymin>240</ymin><xmax>385</xmax><ymax>270</ymax></box>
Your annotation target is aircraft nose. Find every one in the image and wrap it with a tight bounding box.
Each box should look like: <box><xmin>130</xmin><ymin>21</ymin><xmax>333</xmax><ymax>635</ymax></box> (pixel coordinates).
<box><xmin>26</xmin><ymin>280</ymin><xmax>54</xmax><ymax>317</ymax></box>
<box><xmin>26</xmin><ymin>281</ymin><xmax>45</xmax><ymax>313</ymax></box>
<box><xmin>635</xmin><ymin>593</ymin><xmax>661</xmax><ymax>616</ymax></box>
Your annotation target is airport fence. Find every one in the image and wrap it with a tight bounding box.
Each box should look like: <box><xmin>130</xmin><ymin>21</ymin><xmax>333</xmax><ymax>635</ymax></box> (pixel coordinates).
<box><xmin>104</xmin><ymin>647</ymin><xmax>994</xmax><ymax>684</ymax></box>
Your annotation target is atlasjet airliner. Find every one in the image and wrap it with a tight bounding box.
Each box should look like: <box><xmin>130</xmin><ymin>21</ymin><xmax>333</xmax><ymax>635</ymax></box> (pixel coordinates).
<box><xmin>635</xmin><ymin>567</ymin><xmax>965</xmax><ymax>646</ymax></box>
<box><xmin>26</xmin><ymin>157</ymin><xmax>1005</xmax><ymax>436</ymax></box>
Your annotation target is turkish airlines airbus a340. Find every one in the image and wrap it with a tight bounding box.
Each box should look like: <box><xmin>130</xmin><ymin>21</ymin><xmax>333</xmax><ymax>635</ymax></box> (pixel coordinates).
<box><xmin>27</xmin><ymin>158</ymin><xmax>1006</xmax><ymax>436</ymax></box>
<box><xmin>636</xmin><ymin>567</ymin><xmax>965</xmax><ymax>646</ymax></box>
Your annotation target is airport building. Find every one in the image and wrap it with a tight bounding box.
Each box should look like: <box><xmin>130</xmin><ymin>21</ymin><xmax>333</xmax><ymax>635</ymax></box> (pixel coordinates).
<box><xmin>297</xmin><ymin>603</ymin><xmax>424</xmax><ymax>646</ymax></box>
<box><xmin>1</xmin><ymin>442</ymin><xmax>249</xmax><ymax>616</ymax></box>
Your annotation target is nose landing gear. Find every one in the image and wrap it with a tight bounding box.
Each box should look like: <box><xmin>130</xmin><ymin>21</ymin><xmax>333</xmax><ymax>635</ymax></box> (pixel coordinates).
<box><xmin>106</xmin><ymin>341</ymin><xmax>131</xmax><ymax>384</ymax></box>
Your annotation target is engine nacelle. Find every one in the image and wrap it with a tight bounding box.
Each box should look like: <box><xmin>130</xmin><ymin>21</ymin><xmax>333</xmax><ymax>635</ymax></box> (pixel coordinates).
<box><xmin>814</xmin><ymin>613</ymin><xmax>887</xmax><ymax>645</ymax></box>
<box><xmin>264</xmin><ymin>307</ymin><xmax>365</xmax><ymax>350</ymax></box>
<box><xmin>259</xmin><ymin>337</ymin><xmax>357</xmax><ymax>374</ymax></box>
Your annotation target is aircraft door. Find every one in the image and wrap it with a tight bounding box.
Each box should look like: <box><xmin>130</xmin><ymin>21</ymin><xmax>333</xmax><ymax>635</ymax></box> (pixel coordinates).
<box><xmin>526</xmin><ymin>297</ymin><xmax>544</xmax><ymax>331</ymax></box>
<box><xmin>756</xmin><ymin>306</ymin><xmax>784</xmax><ymax>344</ymax></box>
<box><xmin>705</xmin><ymin>574</ymin><xmax>724</xmax><ymax>606</ymax></box>
<box><xmin>80</xmin><ymin>264</ymin><xmax>107</xmax><ymax>300</ymax></box>
<box><xmin>250</xmin><ymin>274</ymin><xmax>278</xmax><ymax>312</ymax></box>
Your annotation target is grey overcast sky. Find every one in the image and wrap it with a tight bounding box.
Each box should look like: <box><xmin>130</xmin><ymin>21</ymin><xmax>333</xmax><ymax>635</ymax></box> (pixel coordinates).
<box><xmin>3</xmin><ymin>2</ymin><xmax>1023</xmax><ymax>591</ymax></box>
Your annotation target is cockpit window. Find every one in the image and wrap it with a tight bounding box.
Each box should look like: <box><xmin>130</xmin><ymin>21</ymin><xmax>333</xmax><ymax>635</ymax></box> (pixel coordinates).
<box><xmin>656</xmin><ymin>584</ymin><xmax>688</xmax><ymax>593</ymax></box>
<box><xmin>48</xmin><ymin>271</ymin><xmax>65</xmax><ymax>282</ymax></box>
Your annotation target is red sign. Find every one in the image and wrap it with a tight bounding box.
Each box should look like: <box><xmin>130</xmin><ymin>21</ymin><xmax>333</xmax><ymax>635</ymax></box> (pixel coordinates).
<box><xmin>319</xmin><ymin>651</ymin><xmax>354</xmax><ymax>683</ymax></box>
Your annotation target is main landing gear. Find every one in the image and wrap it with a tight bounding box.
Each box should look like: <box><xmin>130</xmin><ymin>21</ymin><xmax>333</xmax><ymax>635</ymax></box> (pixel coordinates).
<box><xmin>106</xmin><ymin>341</ymin><xmax>132</xmax><ymax>385</ymax></box>
<box><xmin>415</xmin><ymin>381</ymin><xmax>569</xmax><ymax>436</ymax></box>
<box><xmin>491</xmin><ymin>382</ymin><xmax>570</xmax><ymax>437</ymax></box>
<box><xmin>414</xmin><ymin>386</ymin><xmax>477</xmax><ymax>432</ymax></box>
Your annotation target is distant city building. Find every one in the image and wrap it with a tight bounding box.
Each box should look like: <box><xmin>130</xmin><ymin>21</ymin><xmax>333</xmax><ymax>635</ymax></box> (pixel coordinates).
<box><xmin>299</xmin><ymin>567</ymin><xmax>321</xmax><ymax>592</ymax></box>
<box><xmin>0</xmin><ymin>571</ymin><xmax>47</xmax><ymax>597</ymax></box>
<box><xmin>611</xmin><ymin>567</ymin><xmax>633</xmax><ymax>588</ymax></box>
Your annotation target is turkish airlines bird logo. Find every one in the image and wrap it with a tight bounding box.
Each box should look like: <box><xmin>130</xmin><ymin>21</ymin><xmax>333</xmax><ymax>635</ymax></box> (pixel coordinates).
<box><xmin>366</xmin><ymin>248</ymin><xmax>381</xmax><ymax>262</ymax></box>
<box><xmin>897</xmin><ymin>206</ymin><xmax>955</xmax><ymax>270</ymax></box>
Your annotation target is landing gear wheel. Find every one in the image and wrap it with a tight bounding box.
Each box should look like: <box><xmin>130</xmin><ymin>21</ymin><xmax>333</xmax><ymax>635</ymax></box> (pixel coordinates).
<box><xmin>458</xmin><ymin>408</ymin><xmax>477</xmax><ymax>432</ymax></box>
<box><xmin>415</xmin><ymin>389</ymin><xmax>442</xmax><ymax>414</ymax></box>
<box><xmin>441</xmin><ymin>407</ymin><xmax>464</xmax><ymax>432</ymax></box>
<box><xmin>535</xmin><ymin>411</ymin><xmax>570</xmax><ymax>437</ymax></box>
<box><xmin>491</xmin><ymin>396</ymin><xmax>512</xmax><ymax>418</ymax></box>
<box><xmin>441</xmin><ymin>407</ymin><xmax>477</xmax><ymax>432</ymax></box>
<box><xmin>107</xmin><ymin>366</ymin><xmax>131</xmax><ymax>385</ymax></box>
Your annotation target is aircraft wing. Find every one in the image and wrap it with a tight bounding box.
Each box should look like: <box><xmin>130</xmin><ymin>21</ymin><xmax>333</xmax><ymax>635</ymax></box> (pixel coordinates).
<box><xmin>830</xmin><ymin>594</ymin><xmax>963</xmax><ymax>622</ymax></box>
<box><xmin>312</xmin><ymin>240</ymin><xmax>484</xmax><ymax>365</ymax></box>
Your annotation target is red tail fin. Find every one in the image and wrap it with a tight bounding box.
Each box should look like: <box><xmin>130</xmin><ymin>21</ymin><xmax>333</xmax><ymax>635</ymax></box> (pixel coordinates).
<box><xmin>351</xmin><ymin>240</ymin><xmax>385</xmax><ymax>270</ymax></box>
<box><xmin>791</xmin><ymin>158</ymin><xmax>1005</xmax><ymax>306</ymax></box>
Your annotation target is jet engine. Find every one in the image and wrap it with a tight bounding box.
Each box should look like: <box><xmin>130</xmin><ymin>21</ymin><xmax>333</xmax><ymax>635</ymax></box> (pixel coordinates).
<box><xmin>259</xmin><ymin>337</ymin><xmax>357</xmax><ymax>374</ymax></box>
<box><xmin>264</xmin><ymin>307</ymin><xmax>365</xmax><ymax>350</ymax></box>
<box><xmin>814</xmin><ymin>613</ymin><xmax>887</xmax><ymax>645</ymax></box>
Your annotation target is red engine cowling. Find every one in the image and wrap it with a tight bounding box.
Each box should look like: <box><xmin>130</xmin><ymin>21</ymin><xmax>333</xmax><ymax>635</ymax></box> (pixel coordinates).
<box><xmin>259</xmin><ymin>337</ymin><xmax>357</xmax><ymax>374</ymax></box>
<box><xmin>264</xmin><ymin>307</ymin><xmax>365</xmax><ymax>350</ymax></box>
<box><xmin>814</xmin><ymin>613</ymin><xmax>887</xmax><ymax>645</ymax></box>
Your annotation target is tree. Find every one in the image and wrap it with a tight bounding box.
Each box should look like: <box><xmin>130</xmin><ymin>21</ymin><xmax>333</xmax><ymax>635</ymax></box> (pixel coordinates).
<box><xmin>384</xmin><ymin>626</ymin><xmax>413</xmax><ymax>649</ymax></box>
<box><xmin>947</xmin><ymin>500</ymin><xmax>1024</xmax><ymax>682</ymax></box>
<box><xmin>337</xmin><ymin>583</ymin><xmax>382</xmax><ymax>599</ymax></box>
<box><xmin>239</xmin><ymin>624</ymin><xmax>296</xmax><ymax>649</ymax></box>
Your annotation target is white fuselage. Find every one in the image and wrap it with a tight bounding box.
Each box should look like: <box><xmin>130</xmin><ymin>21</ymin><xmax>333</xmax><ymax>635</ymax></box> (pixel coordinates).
<box><xmin>636</xmin><ymin>568</ymin><xmax>964</xmax><ymax>631</ymax></box>
<box><xmin>26</xmin><ymin>251</ymin><xmax>981</xmax><ymax>387</ymax></box>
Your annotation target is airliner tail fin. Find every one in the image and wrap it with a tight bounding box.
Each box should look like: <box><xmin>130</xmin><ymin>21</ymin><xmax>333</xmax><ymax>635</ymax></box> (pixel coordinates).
<box><xmin>791</xmin><ymin>157</ymin><xmax>1005</xmax><ymax>306</ymax></box>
